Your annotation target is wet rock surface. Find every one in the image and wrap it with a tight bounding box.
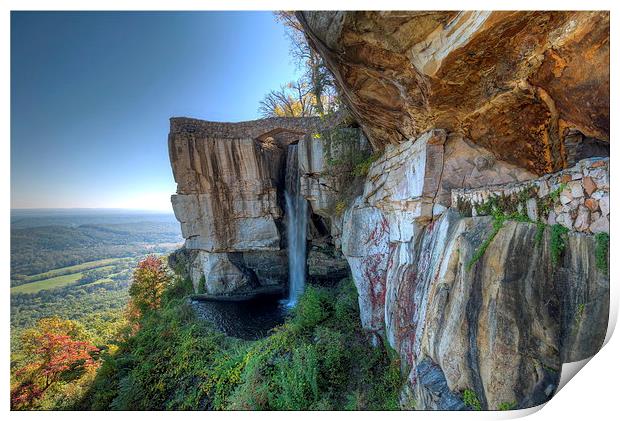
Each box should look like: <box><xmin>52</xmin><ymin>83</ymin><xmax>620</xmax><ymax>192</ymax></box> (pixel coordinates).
<box><xmin>189</xmin><ymin>295</ymin><xmax>287</xmax><ymax>340</ymax></box>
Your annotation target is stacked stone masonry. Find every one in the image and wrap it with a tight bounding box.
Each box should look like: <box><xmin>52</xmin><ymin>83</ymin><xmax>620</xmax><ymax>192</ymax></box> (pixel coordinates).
<box><xmin>452</xmin><ymin>157</ymin><xmax>609</xmax><ymax>234</ymax></box>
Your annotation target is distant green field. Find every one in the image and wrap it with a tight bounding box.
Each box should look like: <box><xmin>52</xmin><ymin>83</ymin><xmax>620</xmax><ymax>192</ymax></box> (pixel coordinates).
<box><xmin>89</xmin><ymin>278</ymin><xmax>114</xmax><ymax>286</ymax></box>
<box><xmin>11</xmin><ymin>273</ymin><xmax>84</xmax><ymax>294</ymax></box>
<box><xmin>12</xmin><ymin>257</ymin><xmax>129</xmax><ymax>284</ymax></box>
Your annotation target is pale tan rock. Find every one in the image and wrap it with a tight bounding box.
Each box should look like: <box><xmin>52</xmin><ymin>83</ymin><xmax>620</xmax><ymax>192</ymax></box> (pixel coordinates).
<box><xmin>568</xmin><ymin>181</ymin><xmax>584</xmax><ymax>198</ymax></box>
<box><xmin>349</xmin><ymin>209</ymin><xmax>609</xmax><ymax>410</ymax></box>
<box><xmin>168</xmin><ymin>116</ymin><xmax>330</xmax><ymax>294</ymax></box>
<box><xmin>584</xmin><ymin>198</ymin><xmax>599</xmax><ymax>212</ymax></box>
<box><xmin>590</xmin><ymin>215</ymin><xmax>609</xmax><ymax>233</ymax></box>
<box><xmin>574</xmin><ymin>205</ymin><xmax>590</xmax><ymax>232</ymax></box>
<box><xmin>559</xmin><ymin>190</ymin><xmax>573</xmax><ymax>205</ymax></box>
<box><xmin>583</xmin><ymin>176</ymin><xmax>597</xmax><ymax>196</ymax></box>
<box><xmin>599</xmin><ymin>195</ymin><xmax>610</xmax><ymax>217</ymax></box>
<box><xmin>557</xmin><ymin>212</ymin><xmax>574</xmax><ymax>230</ymax></box>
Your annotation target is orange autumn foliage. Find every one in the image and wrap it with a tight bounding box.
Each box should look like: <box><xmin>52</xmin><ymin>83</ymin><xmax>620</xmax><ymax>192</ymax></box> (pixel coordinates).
<box><xmin>128</xmin><ymin>255</ymin><xmax>172</xmax><ymax>316</ymax></box>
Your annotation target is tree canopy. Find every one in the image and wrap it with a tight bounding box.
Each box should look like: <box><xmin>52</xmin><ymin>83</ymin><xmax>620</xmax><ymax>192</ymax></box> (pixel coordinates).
<box><xmin>258</xmin><ymin>11</ymin><xmax>339</xmax><ymax>118</ymax></box>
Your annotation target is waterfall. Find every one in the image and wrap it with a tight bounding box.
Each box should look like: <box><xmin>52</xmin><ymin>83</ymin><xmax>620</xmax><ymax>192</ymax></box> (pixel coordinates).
<box><xmin>284</xmin><ymin>143</ymin><xmax>308</xmax><ymax>307</ymax></box>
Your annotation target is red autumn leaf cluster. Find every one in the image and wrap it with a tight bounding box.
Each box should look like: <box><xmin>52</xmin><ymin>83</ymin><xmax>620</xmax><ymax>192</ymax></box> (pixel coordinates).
<box><xmin>11</xmin><ymin>317</ymin><xmax>99</xmax><ymax>410</ymax></box>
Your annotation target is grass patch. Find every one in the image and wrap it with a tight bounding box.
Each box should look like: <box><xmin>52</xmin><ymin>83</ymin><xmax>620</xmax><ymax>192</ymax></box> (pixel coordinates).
<box><xmin>11</xmin><ymin>272</ymin><xmax>84</xmax><ymax>294</ymax></box>
<box><xmin>197</xmin><ymin>275</ymin><xmax>206</xmax><ymax>294</ymax></box>
<box><xmin>462</xmin><ymin>389</ymin><xmax>481</xmax><ymax>410</ymax></box>
<box><xmin>88</xmin><ymin>278</ymin><xmax>115</xmax><ymax>286</ymax></box>
<box><xmin>13</xmin><ymin>258</ymin><xmax>126</xmax><ymax>284</ymax></box>
<box><xmin>498</xmin><ymin>401</ymin><xmax>516</xmax><ymax>411</ymax></box>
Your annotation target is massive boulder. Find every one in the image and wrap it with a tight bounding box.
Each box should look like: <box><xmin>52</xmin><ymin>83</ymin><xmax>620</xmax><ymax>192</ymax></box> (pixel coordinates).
<box><xmin>297</xmin><ymin>11</ymin><xmax>609</xmax><ymax>175</ymax></box>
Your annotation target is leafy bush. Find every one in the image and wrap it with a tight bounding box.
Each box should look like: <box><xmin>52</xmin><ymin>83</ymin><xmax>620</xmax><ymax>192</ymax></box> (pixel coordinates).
<box><xmin>352</xmin><ymin>151</ymin><xmax>382</xmax><ymax>177</ymax></box>
<box><xmin>128</xmin><ymin>255</ymin><xmax>173</xmax><ymax>316</ymax></box>
<box><xmin>11</xmin><ymin>317</ymin><xmax>99</xmax><ymax>410</ymax></box>
<box><xmin>498</xmin><ymin>401</ymin><xmax>516</xmax><ymax>410</ymax></box>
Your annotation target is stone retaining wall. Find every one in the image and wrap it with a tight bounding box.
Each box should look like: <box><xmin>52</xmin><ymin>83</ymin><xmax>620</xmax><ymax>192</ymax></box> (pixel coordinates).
<box><xmin>169</xmin><ymin>112</ymin><xmax>344</xmax><ymax>139</ymax></box>
<box><xmin>452</xmin><ymin>157</ymin><xmax>609</xmax><ymax>234</ymax></box>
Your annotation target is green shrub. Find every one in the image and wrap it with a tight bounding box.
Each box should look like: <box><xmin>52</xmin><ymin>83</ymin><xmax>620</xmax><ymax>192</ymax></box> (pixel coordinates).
<box><xmin>498</xmin><ymin>401</ymin><xmax>516</xmax><ymax>411</ymax></box>
<box><xmin>535</xmin><ymin>221</ymin><xmax>546</xmax><ymax>246</ymax></box>
<box><xmin>462</xmin><ymin>388</ymin><xmax>481</xmax><ymax>410</ymax></box>
<box><xmin>352</xmin><ymin>151</ymin><xmax>382</xmax><ymax>177</ymax></box>
<box><xmin>197</xmin><ymin>275</ymin><xmax>206</xmax><ymax>294</ymax></box>
<box><xmin>272</xmin><ymin>344</ymin><xmax>319</xmax><ymax>409</ymax></box>
<box><xmin>290</xmin><ymin>286</ymin><xmax>331</xmax><ymax>332</ymax></box>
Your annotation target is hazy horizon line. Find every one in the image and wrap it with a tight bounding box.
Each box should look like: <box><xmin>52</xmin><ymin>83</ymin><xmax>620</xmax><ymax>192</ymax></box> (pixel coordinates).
<box><xmin>11</xmin><ymin>207</ymin><xmax>175</xmax><ymax>213</ymax></box>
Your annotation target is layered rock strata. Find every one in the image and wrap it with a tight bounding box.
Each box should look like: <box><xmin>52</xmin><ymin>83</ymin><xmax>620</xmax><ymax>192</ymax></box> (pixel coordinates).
<box><xmin>296</xmin><ymin>11</ymin><xmax>609</xmax><ymax>174</ymax></box>
<box><xmin>167</xmin><ymin>10</ymin><xmax>609</xmax><ymax>411</ymax></box>
<box><xmin>293</xmin><ymin>13</ymin><xmax>610</xmax><ymax>408</ymax></box>
<box><xmin>169</xmin><ymin>116</ymin><xmax>333</xmax><ymax>294</ymax></box>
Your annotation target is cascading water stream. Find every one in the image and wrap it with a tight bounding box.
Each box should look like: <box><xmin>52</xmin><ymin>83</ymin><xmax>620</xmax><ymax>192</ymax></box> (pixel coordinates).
<box><xmin>284</xmin><ymin>143</ymin><xmax>308</xmax><ymax>307</ymax></box>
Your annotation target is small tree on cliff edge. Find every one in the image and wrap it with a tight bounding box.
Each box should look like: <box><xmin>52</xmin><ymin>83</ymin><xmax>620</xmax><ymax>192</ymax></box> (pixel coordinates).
<box><xmin>129</xmin><ymin>255</ymin><xmax>173</xmax><ymax>317</ymax></box>
<box><xmin>258</xmin><ymin>11</ymin><xmax>338</xmax><ymax>118</ymax></box>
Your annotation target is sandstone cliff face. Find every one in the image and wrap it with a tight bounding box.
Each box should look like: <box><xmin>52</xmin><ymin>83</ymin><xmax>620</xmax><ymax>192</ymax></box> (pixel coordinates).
<box><xmin>338</xmin><ymin>132</ymin><xmax>609</xmax><ymax>409</ymax></box>
<box><xmin>169</xmin><ymin>117</ymin><xmax>325</xmax><ymax>294</ymax></box>
<box><xmin>297</xmin><ymin>11</ymin><xmax>609</xmax><ymax>175</ymax></box>
<box><xmin>405</xmin><ymin>213</ymin><xmax>607</xmax><ymax>410</ymax></box>
<box><xmin>292</xmin><ymin>14</ymin><xmax>610</xmax><ymax>408</ymax></box>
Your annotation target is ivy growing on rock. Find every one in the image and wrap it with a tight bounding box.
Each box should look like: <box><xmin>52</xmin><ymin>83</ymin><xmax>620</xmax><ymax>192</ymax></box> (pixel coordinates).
<box><xmin>550</xmin><ymin>224</ymin><xmax>570</xmax><ymax>266</ymax></box>
<box><xmin>315</xmin><ymin>126</ymin><xmax>378</xmax><ymax>215</ymax></box>
<box><xmin>595</xmin><ymin>232</ymin><xmax>610</xmax><ymax>274</ymax></box>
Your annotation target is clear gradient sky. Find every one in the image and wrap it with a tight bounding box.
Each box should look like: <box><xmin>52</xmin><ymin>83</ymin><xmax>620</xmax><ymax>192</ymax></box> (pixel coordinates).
<box><xmin>11</xmin><ymin>11</ymin><xmax>300</xmax><ymax>211</ymax></box>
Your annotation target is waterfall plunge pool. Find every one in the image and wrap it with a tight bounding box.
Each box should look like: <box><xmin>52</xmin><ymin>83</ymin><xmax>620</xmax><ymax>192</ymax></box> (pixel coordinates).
<box><xmin>190</xmin><ymin>143</ymin><xmax>312</xmax><ymax>340</ymax></box>
<box><xmin>190</xmin><ymin>293</ymin><xmax>288</xmax><ymax>340</ymax></box>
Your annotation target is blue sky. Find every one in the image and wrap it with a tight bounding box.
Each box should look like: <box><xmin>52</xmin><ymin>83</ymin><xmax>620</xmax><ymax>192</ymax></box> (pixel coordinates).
<box><xmin>11</xmin><ymin>11</ymin><xmax>300</xmax><ymax>211</ymax></box>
